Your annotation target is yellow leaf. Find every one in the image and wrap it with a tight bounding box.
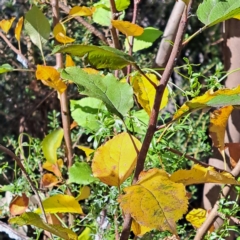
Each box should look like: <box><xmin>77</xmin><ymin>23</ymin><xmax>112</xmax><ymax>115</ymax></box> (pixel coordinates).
<box><xmin>225</xmin><ymin>143</ymin><xmax>240</xmax><ymax>168</ymax></box>
<box><xmin>92</xmin><ymin>132</ymin><xmax>142</xmax><ymax>186</ymax></box>
<box><xmin>186</xmin><ymin>208</ymin><xmax>207</xmax><ymax>228</ymax></box>
<box><xmin>131</xmin><ymin>73</ymin><xmax>169</xmax><ymax>116</ymax></box>
<box><xmin>15</xmin><ymin>17</ymin><xmax>23</xmax><ymax>42</ymax></box>
<box><xmin>0</xmin><ymin>17</ymin><xmax>16</xmax><ymax>33</ymax></box>
<box><xmin>69</xmin><ymin>6</ymin><xmax>94</xmax><ymax>17</ymax></box>
<box><xmin>131</xmin><ymin>219</ymin><xmax>152</xmax><ymax>237</ymax></box>
<box><xmin>65</xmin><ymin>54</ymin><xmax>75</xmax><ymax>67</ymax></box>
<box><xmin>209</xmin><ymin>106</ymin><xmax>233</xmax><ymax>151</ymax></box>
<box><xmin>53</xmin><ymin>22</ymin><xmax>66</xmax><ymax>36</ymax></box>
<box><xmin>118</xmin><ymin>168</ymin><xmax>188</xmax><ymax>234</ymax></box>
<box><xmin>170</xmin><ymin>164</ymin><xmax>240</xmax><ymax>185</ymax></box>
<box><xmin>82</xmin><ymin>68</ymin><xmax>99</xmax><ymax>74</ymax></box>
<box><xmin>42</xmin><ymin>159</ymin><xmax>63</xmax><ymax>177</ymax></box>
<box><xmin>35</xmin><ymin>194</ymin><xmax>83</xmax><ymax>214</ymax></box>
<box><xmin>53</xmin><ymin>22</ymin><xmax>75</xmax><ymax>44</ymax></box>
<box><xmin>41</xmin><ymin>173</ymin><xmax>60</xmax><ymax>188</ymax></box>
<box><xmin>77</xmin><ymin>145</ymin><xmax>94</xmax><ymax>161</ymax></box>
<box><xmin>112</xmin><ymin>20</ymin><xmax>144</xmax><ymax>37</ymax></box>
<box><xmin>75</xmin><ymin>186</ymin><xmax>91</xmax><ymax>201</ymax></box>
<box><xmin>36</xmin><ymin>65</ymin><xmax>67</xmax><ymax>93</ymax></box>
<box><xmin>9</xmin><ymin>194</ymin><xmax>29</xmax><ymax>216</ymax></box>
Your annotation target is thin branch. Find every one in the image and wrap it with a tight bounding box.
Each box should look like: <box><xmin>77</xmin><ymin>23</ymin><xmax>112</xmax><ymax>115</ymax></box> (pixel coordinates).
<box><xmin>194</xmin><ymin>158</ymin><xmax>240</xmax><ymax>240</ymax></box>
<box><xmin>120</xmin><ymin>2</ymin><xmax>191</xmax><ymax>239</ymax></box>
<box><xmin>58</xmin><ymin>3</ymin><xmax>108</xmax><ymax>45</ymax></box>
<box><xmin>0</xmin><ymin>145</ymin><xmax>47</xmax><ymax>222</ymax></box>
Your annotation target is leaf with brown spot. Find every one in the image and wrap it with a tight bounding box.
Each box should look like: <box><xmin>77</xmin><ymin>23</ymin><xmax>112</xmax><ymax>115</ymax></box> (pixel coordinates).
<box><xmin>9</xmin><ymin>194</ymin><xmax>29</xmax><ymax>216</ymax></box>
<box><xmin>42</xmin><ymin>173</ymin><xmax>59</xmax><ymax>188</ymax></box>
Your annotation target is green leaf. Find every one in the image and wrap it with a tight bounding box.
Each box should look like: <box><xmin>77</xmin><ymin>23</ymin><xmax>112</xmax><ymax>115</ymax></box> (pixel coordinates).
<box><xmin>125</xmin><ymin>27</ymin><xmax>162</xmax><ymax>52</ymax></box>
<box><xmin>53</xmin><ymin>44</ymin><xmax>135</xmax><ymax>70</ymax></box>
<box><xmin>24</xmin><ymin>5</ymin><xmax>50</xmax><ymax>50</ymax></box>
<box><xmin>9</xmin><ymin>212</ymin><xmax>77</xmax><ymax>240</ymax></box>
<box><xmin>68</xmin><ymin>162</ymin><xmax>98</xmax><ymax>185</ymax></box>
<box><xmin>70</xmin><ymin>97</ymin><xmax>105</xmax><ymax>132</ymax></box>
<box><xmin>115</xmin><ymin>0</ymin><xmax>130</xmax><ymax>11</ymax></box>
<box><xmin>61</xmin><ymin>67</ymin><xmax>134</xmax><ymax>118</ymax></box>
<box><xmin>0</xmin><ymin>64</ymin><xmax>14</xmax><ymax>74</ymax></box>
<box><xmin>41</xmin><ymin>128</ymin><xmax>63</xmax><ymax>164</ymax></box>
<box><xmin>197</xmin><ymin>0</ymin><xmax>240</xmax><ymax>27</ymax></box>
<box><xmin>93</xmin><ymin>7</ymin><xmax>111</xmax><ymax>26</ymax></box>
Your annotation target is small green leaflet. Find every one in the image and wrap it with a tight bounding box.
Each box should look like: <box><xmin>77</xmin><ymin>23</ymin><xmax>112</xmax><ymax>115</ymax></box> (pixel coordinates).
<box><xmin>0</xmin><ymin>64</ymin><xmax>13</xmax><ymax>74</ymax></box>
<box><xmin>61</xmin><ymin>67</ymin><xmax>134</xmax><ymax>118</ymax></box>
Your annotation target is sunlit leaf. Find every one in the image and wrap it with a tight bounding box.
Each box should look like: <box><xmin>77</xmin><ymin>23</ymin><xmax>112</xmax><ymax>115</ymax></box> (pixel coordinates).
<box><xmin>112</xmin><ymin>20</ymin><xmax>144</xmax><ymax>37</ymax></box>
<box><xmin>36</xmin><ymin>65</ymin><xmax>67</xmax><ymax>93</ymax></box>
<box><xmin>225</xmin><ymin>143</ymin><xmax>240</xmax><ymax>168</ymax></box>
<box><xmin>77</xmin><ymin>146</ymin><xmax>94</xmax><ymax>161</ymax></box>
<box><xmin>41</xmin><ymin>128</ymin><xmax>64</xmax><ymax>164</ymax></box>
<box><xmin>118</xmin><ymin>168</ymin><xmax>188</xmax><ymax>234</ymax></box>
<box><xmin>0</xmin><ymin>64</ymin><xmax>14</xmax><ymax>74</ymax></box>
<box><xmin>9</xmin><ymin>194</ymin><xmax>29</xmax><ymax>216</ymax></box>
<box><xmin>68</xmin><ymin>162</ymin><xmax>98</xmax><ymax>185</ymax></box>
<box><xmin>75</xmin><ymin>186</ymin><xmax>91</xmax><ymax>201</ymax></box>
<box><xmin>15</xmin><ymin>17</ymin><xmax>24</xmax><ymax>42</ymax></box>
<box><xmin>62</xmin><ymin>67</ymin><xmax>133</xmax><ymax>118</ymax></box>
<box><xmin>197</xmin><ymin>0</ymin><xmax>240</xmax><ymax>27</ymax></box>
<box><xmin>0</xmin><ymin>17</ymin><xmax>16</xmax><ymax>33</ymax></box>
<box><xmin>42</xmin><ymin>159</ymin><xmax>63</xmax><ymax>177</ymax></box>
<box><xmin>173</xmin><ymin>86</ymin><xmax>240</xmax><ymax>120</ymax></box>
<box><xmin>209</xmin><ymin>106</ymin><xmax>233</xmax><ymax>151</ymax></box>
<box><xmin>92</xmin><ymin>7</ymin><xmax>111</xmax><ymax>26</ymax></box>
<box><xmin>78</xmin><ymin>227</ymin><xmax>92</xmax><ymax>240</ymax></box>
<box><xmin>186</xmin><ymin>208</ymin><xmax>207</xmax><ymax>229</ymax></box>
<box><xmin>170</xmin><ymin>164</ymin><xmax>240</xmax><ymax>185</ymax></box>
<box><xmin>131</xmin><ymin>73</ymin><xmax>169</xmax><ymax>116</ymax></box>
<box><xmin>53</xmin><ymin>22</ymin><xmax>75</xmax><ymax>44</ymax></box>
<box><xmin>41</xmin><ymin>173</ymin><xmax>59</xmax><ymax>188</ymax></box>
<box><xmin>131</xmin><ymin>220</ymin><xmax>152</xmax><ymax>237</ymax></box>
<box><xmin>9</xmin><ymin>212</ymin><xmax>77</xmax><ymax>240</ymax></box>
<box><xmin>69</xmin><ymin>6</ymin><xmax>94</xmax><ymax>17</ymax></box>
<box><xmin>35</xmin><ymin>194</ymin><xmax>83</xmax><ymax>214</ymax></box>
<box><xmin>92</xmin><ymin>132</ymin><xmax>142</xmax><ymax>186</ymax></box>
<box><xmin>65</xmin><ymin>54</ymin><xmax>75</xmax><ymax>67</ymax></box>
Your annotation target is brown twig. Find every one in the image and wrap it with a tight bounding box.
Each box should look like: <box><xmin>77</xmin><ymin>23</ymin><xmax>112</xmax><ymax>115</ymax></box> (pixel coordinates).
<box><xmin>120</xmin><ymin>3</ymin><xmax>191</xmax><ymax>239</ymax></box>
<box><xmin>194</xmin><ymin>158</ymin><xmax>240</xmax><ymax>239</ymax></box>
<box><xmin>0</xmin><ymin>145</ymin><xmax>47</xmax><ymax>222</ymax></box>
<box><xmin>58</xmin><ymin>3</ymin><xmax>108</xmax><ymax>45</ymax></box>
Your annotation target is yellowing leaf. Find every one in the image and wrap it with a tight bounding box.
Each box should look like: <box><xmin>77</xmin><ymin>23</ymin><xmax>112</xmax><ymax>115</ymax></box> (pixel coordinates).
<box><xmin>15</xmin><ymin>17</ymin><xmax>23</xmax><ymax>42</ymax></box>
<box><xmin>53</xmin><ymin>22</ymin><xmax>75</xmax><ymax>44</ymax></box>
<box><xmin>35</xmin><ymin>194</ymin><xmax>83</xmax><ymax>214</ymax></box>
<box><xmin>42</xmin><ymin>159</ymin><xmax>63</xmax><ymax>177</ymax></box>
<box><xmin>53</xmin><ymin>22</ymin><xmax>66</xmax><ymax>36</ymax></box>
<box><xmin>92</xmin><ymin>132</ymin><xmax>142</xmax><ymax>186</ymax></box>
<box><xmin>186</xmin><ymin>208</ymin><xmax>207</xmax><ymax>229</ymax></box>
<box><xmin>82</xmin><ymin>68</ymin><xmax>99</xmax><ymax>74</ymax></box>
<box><xmin>69</xmin><ymin>6</ymin><xmax>94</xmax><ymax>17</ymax></box>
<box><xmin>174</xmin><ymin>86</ymin><xmax>240</xmax><ymax>119</ymax></box>
<box><xmin>75</xmin><ymin>186</ymin><xmax>91</xmax><ymax>201</ymax></box>
<box><xmin>0</xmin><ymin>17</ymin><xmax>16</xmax><ymax>33</ymax></box>
<box><xmin>65</xmin><ymin>54</ymin><xmax>75</xmax><ymax>67</ymax></box>
<box><xmin>112</xmin><ymin>20</ymin><xmax>144</xmax><ymax>36</ymax></box>
<box><xmin>131</xmin><ymin>73</ymin><xmax>169</xmax><ymax>115</ymax></box>
<box><xmin>131</xmin><ymin>219</ymin><xmax>152</xmax><ymax>237</ymax></box>
<box><xmin>9</xmin><ymin>194</ymin><xmax>29</xmax><ymax>216</ymax></box>
<box><xmin>170</xmin><ymin>164</ymin><xmax>240</xmax><ymax>186</ymax></box>
<box><xmin>41</xmin><ymin>173</ymin><xmax>59</xmax><ymax>188</ymax></box>
<box><xmin>209</xmin><ymin>106</ymin><xmax>233</xmax><ymax>151</ymax></box>
<box><xmin>225</xmin><ymin>143</ymin><xmax>240</xmax><ymax>168</ymax></box>
<box><xmin>36</xmin><ymin>65</ymin><xmax>67</xmax><ymax>93</ymax></box>
<box><xmin>118</xmin><ymin>168</ymin><xmax>188</xmax><ymax>234</ymax></box>
<box><xmin>77</xmin><ymin>145</ymin><xmax>94</xmax><ymax>161</ymax></box>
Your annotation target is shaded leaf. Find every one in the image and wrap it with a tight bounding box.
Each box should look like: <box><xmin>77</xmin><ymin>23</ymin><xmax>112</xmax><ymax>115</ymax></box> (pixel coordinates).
<box><xmin>9</xmin><ymin>194</ymin><xmax>29</xmax><ymax>216</ymax></box>
<box><xmin>41</xmin><ymin>173</ymin><xmax>59</xmax><ymax>188</ymax></box>
<box><xmin>69</xmin><ymin>6</ymin><xmax>94</xmax><ymax>17</ymax></box>
<box><xmin>131</xmin><ymin>220</ymin><xmax>151</xmax><ymax>237</ymax></box>
<box><xmin>112</xmin><ymin>20</ymin><xmax>143</xmax><ymax>36</ymax></box>
<box><xmin>118</xmin><ymin>168</ymin><xmax>188</xmax><ymax>234</ymax></box>
<box><xmin>125</xmin><ymin>27</ymin><xmax>162</xmax><ymax>52</ymax></box>
<box><xmin>0</xmin><ymin>64</ymin><xmax>14</xmax><ymax>74</ymax></box>
<box><xmin>41</xmin><ymin>128</ymin><xmax>64</xmax><ymax>164</ymax></box>
<box><xmin>75</xmin><ymin>186</ymin><xmax>91</xmax><ymax>201</ymax></box>
<box><xmin>24</xmin><ymin>5</ymin><xmax>50</xmax><ymax>50</ymax></box>
<box><xmin>36</xmin><ymin>65</ymin><xmax>67</xmax><ymax>93</ymax></box>
<box><xmin>225</xmin><ymin>143</ymin><xmax>240</xmax><ymax>168</ymax></box>
<box><xmin>77</xmin><ymin>146</ymin><xmax>94</xmax><ymax>161</ymax></box>
<box><xmin>9</xmin><ymin>212</ymin><xmax>77</xmax><ymax>240</ymax></box>
<box><xmin>15</xmin><ymin>17</ymin><xmax>24</xmax><ymax>42</ymax></box>
<box><xmin>68</xmin><ymin>162</ymin><xmax>98</xmax><ymax>185</ymax></box>
<box><xmin>173</xmin><ymin>86</ymin><xmax>240</xmax><ymax>120</ymax></box>
<box><xmin>0</xmin><ymin>17</ymin><xmax>15</xmax><ymax>33</ymax></box>
<box><xmin>42</xmin><ymin>159</ymin><xmax>63</xmax><ymax>177</ymax></box>
<box><xmin>170</xmin><ymin>164</ymin><xmax>240</xmax><ymax>185</ymax></box>
<box><xmin>35</xmin><ymin>194</ymin><xmax>83</xmax><ymax>214</ymax></box>
<box><xmin>62</xmin><ymin>67</ymin><xmax>133</xmax><ymax>118</ymax></box>
<box><xmin>53</xmin><ymin>44</ymin><xmax>135</xmax><ymax>70</ymax></box>
<box><xmin>92</xmin><ymin>132</ymin><xmax>142</xmax><ymax>186</ymax></box>
<box><xmin>78</xmin><ymin>227</ymin><xmax>91</xmax><ymax>240</ymax></box>
<box><xmin>131</xmin><ymin>73</ymin><xmax>169</xmax><ymax>116</ymax></box>
<box><xmin>197</xmin><ymin>0</ymin><xmax>240</xmax><ymax>27</ymax></box>
<box><xmin>209</xmin><ymin>106</ymin><xmax>233</xmax><ymax>151</ymax></box>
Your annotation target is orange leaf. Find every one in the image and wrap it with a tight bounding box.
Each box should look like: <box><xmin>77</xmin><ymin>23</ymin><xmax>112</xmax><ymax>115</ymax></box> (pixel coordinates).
<box><xmin>92</xmin><ymin>132</ymin><xmax>142</xmax><ymax>186</ymax></box>
<box><xmin>225</xmin><ymin>143</ymin><xmax>240</xmax><ymax>168</ymax></box>
<box><xmin>70</xmin><ymin>121</ymin><xmax>78</xmax><ymax>130</ymax></box>
<box><xmin>69</xmin><ymin>6</ymin><xmax>94</xmax><ymax>17</ymax></box>
<box><xmin>209</xmin><ymin>106</ymin><xmax>233</xmax><ymax>151</ymax></box>
<box><xmin>42</xmin><ymin>159</ymin><xmax>63</xmax><ymax>177</ymax></box>
<box><xmin>0</xmin><ymin>17</ymin><xmax>16</xmax><ymax>33</ymax></box>
<box><xmin>14</xmin><ymin>17</ymin><xmax>23</xmax><ymax>42</ymax></box>
<box><xmin>9</xmin><ymin>194</ymin><xmax>29</xmax><ymax>216</ymax></box>
<box><xmin>42</xmin><ymin>173</ymin><xmax>60</xmax><ymax>188</ymax></box>
<box><xmin>36</xmin><ymin>65</ymin><xmax>67</xmax><ymax>93</ymax></box>
<box><xmin>111</xmin><ymin>20</ymin><xmax>144</xmax><ymax>36</ymax></box>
